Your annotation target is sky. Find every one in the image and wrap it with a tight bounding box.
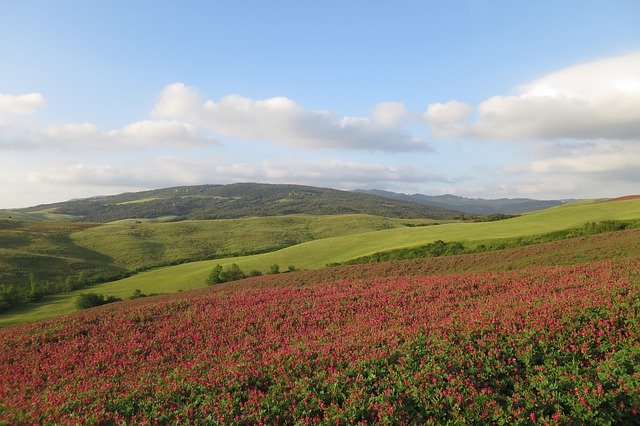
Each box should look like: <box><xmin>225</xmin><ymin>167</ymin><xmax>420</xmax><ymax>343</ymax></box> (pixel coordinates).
<box><xmin>1</xmin><ymin>1</ymin><xmax>639</xmax><ymax>208</ymax></box>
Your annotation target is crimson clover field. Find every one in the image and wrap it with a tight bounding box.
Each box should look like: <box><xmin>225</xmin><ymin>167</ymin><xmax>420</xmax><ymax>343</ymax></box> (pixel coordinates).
<box><xmin>1</xmin><ymin>254</ymin><xmax>639</xmax><ymax>424</ymax></box>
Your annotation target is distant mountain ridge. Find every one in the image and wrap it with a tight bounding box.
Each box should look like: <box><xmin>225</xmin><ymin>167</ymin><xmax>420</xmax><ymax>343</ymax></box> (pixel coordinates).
<box><xmin>10</xmin><ymin>183</ymin><xmax>469</xmax><ymax>222</ymax></box>
<box><xmin>354</xmin><ymin>189</ymin><xmax>576</xmax><ymax>215</ymax></box>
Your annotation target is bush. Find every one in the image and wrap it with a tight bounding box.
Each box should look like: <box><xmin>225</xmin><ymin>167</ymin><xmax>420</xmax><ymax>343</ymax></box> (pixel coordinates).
<box><xmin>206</xmin><ymin>265</ymin><xmax>224</xmax><ymax>285</ymax></box>
<box><xmin>75</xmin><ymin>293</ymin><xmax>122</xmax><ymax>310</ymax></box>
<box><xmin>130</xmin><ymin>289</ymin><xmax>145</xmax><ymax>299</ymax></box>
<box><xmin>206</xmin><ymin>264</ymin><xmax>247</xmax><ymax>285</ymax></box>
<box><xmin>223</xmin><ymin>263</ymin><xmax>246</xmax><ymax>281</ymax></box>
<box><xmin>268</xmin><ymin>264</ymin><xmax>280</xmax><ymax>274</ymax></box>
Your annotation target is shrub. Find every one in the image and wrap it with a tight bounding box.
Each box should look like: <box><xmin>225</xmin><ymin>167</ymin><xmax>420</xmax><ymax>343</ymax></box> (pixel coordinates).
<box><xmin>206</xmin><ymin>264</ymin><xmax>247</xmax><ymax>285</ymax></box>
<box><xmin>75</xmin><ymin>293</ymin><xmax>122</xmax><ymax>309</ymax></box>
<box><xmin>206</xmin><ymin>265</ymin><xmax>224</xmax><ymax>285</ymax></box>
<box><xmin>268</xmin><ymin>264</ymin><xmax>280</xmax><ymax>274</ymax></box>
<box><xmin>222</xmin><ymin>263</ymin><xmax>246</xmax><ymax>282</ymax></box>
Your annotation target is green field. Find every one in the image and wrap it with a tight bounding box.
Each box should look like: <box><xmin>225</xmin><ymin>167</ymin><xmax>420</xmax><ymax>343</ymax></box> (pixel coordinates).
<box><xmin>0</xmin><ymin>208</ymin><xmax>79</xmax><ymax>222</ymax></box>
<box><xmin>0</xmin><ymin>220</ymin><xmax>125</xmax><ymax>289</ymax></box>
<box><xmin>2</xmin><ymin>198</ymin><xmax>639</xmax><ymax>326</ymax></box>
<box><xmin>71</xmin><ymin>214</ymin><xmax>433</xmax><ymax>270</ymax></box>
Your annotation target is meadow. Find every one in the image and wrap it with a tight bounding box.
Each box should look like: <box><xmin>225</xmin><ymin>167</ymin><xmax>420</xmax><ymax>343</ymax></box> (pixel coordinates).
<box><xmin>70</xmin><ymin>214</ymin><xmax>431</xmax><ymax>271</ymax></box>
<box><xmin>2</xmin><ymin>257</ymin><xmax>638</xmax><ymax>423</ymax></box>
<box><xmin>0</xmin><ymin>214</ymin><xmax>430</xmax><ymax>313</ymax></box>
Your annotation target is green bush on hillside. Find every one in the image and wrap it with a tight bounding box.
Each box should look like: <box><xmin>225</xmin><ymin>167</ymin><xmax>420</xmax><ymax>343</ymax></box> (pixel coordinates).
<box><xmin>206</xmin><ymin>263</ymin><xmax>247</xmax><ymax>285</ymax></box>
<box><xmin>75</xmin><ymin>293</ymin><xmax>122</xmax><ymax>310</ymax></box>
<box><xmin>268</xmin><ymin>264</ymin><xmax>280</xmax><ymax>274</ymax></box>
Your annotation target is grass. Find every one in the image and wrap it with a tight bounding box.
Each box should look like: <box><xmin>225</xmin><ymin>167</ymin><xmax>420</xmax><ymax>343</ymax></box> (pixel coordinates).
<box><xmin>0</xmin><ymin>208</ymin><xmax>79</xmax><ymax>222</ymax></box>
<box><xmin>0</xmin><ymin>220</ymin><xmax>124</xmax><ymax>290</ymax></box>
<box><xmin>2</xmin><ymin>198</ymin><xmax>640</xmax><ymax>326</ymax></box>
<box><xmin>70</xmin><ymin>214</ymin><xmax>433</xmax><ymax>271</ymax></box>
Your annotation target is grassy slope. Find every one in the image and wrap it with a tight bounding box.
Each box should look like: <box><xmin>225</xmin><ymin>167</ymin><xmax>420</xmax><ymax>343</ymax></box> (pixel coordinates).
<box><xmin>0</xmin><ymin>220</ymin><xmax>124</xmax><ymax>289</ymax></box>
<box><xmin>70</xmin><ymin>214</ymin><xmax>432</xmax><ymax>271</ymax></box>
<box><xmin>2</xmin><ymin>198</ymin><xmax>639</xmax><ymax>326</ymax></box>
<box><xmin>99</xmin><ymin>198</ymin><xmax>640</xmax><ymax>278</ymax></box>
<box><xmin>0</xmin><ymin>208</ymin><xmax>78</xmax><ymax>222</ymax></box>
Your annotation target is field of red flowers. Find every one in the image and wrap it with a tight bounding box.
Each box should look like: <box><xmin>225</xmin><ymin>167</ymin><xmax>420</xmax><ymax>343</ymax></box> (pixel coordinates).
<box><xmin>1</xmin><ymin>257</ymin><xmax>639</xmax><ymax>424</ymax></box>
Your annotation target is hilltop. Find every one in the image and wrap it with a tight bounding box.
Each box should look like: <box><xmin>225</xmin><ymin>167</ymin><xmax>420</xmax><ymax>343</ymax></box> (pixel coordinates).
<box><xmin>5</xmin><ymin>183</ymin><xmax>467</xmax><ymax>222</ymax></box>
<box><xmin>355</xmin><ymin>189</ymin><xmax>574</xmax><ymax>215</ymax></box>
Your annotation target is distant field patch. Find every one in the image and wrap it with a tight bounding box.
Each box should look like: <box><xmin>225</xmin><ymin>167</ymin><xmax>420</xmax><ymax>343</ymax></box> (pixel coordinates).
<box><xmin>603</xmin><ymin>194</ymin><xmax>640</xmax><ymax>202</ymax></box>
<box><xmin>115</xmin><ymin>197</ymin><xmax>162</xmax><ymax>205</ymax></box>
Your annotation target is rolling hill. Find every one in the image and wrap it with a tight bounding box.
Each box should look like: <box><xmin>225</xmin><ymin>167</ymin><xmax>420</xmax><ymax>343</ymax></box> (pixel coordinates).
<box><xmin>0</xmin><ymin>220</ymin><xmax>126</xmax><ymax>293</ymax></box>
<box><xmin>0</xmin><ymin>214</ymin><xmax>433</xmax><ymax>312</ymax></box>
<box><xmin>3</xmin><ymin>197</ymin><xmax>639</xmax><ymax>326</ymax></box>
<box><xmin>355</xmin><ymin>188</ymin><xmax>575</xmax><ymax>214</ymax></box>
<box><xmin>5</xmin><ymin>183</ymin><xmax>467</xmax><ymax>222</ymax></box>
<box><xmin>70</xmin><ymin>214</ymin><xmax>433</xmax><ymax>271</ymax></box>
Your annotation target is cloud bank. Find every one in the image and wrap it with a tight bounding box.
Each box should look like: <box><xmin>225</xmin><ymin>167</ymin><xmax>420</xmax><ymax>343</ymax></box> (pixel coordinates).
<box><xmin>425</xmin><ymin>52</ymin><xmax>640</xmax><ymax>141</ymax></box>
<box><xmin>153</xmin><ymin>83</ymin><xmax>426</xmax><ymax>151</ymax></box>
<box><xmin>29</xmin><ymin>158</ymin><xmax>447</xmax><ymax>190</ymax></box>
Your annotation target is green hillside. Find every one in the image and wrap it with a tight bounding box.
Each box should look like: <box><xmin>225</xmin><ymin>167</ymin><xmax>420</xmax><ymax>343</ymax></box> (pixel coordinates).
<box><xmin>0</xmin><ymin>214</ymin><xmax>433</xmax><ymax>312</ymax></box>
<box><xmin>104</xmin><ymin>198</ymin><xmax>638</xmax><ymax>278</ymax></box>
<box><xmin>3</xmin><ymin>198</ymin><xmax>639</xmax><ymax>326</ymax></box>
<box><xmin>8</xmin><ymin>183</ymin><xmax>466</xmax><ymax>222</ymax></box>
<box><xmin>71</xmin><ymin>214</ymin><xmax>432</xmax><ymax>271</ymax></box>
<box><xmin>0</xmin><ymin>220</ymin><xmax>125</xmax><ymax>290</ymax></box>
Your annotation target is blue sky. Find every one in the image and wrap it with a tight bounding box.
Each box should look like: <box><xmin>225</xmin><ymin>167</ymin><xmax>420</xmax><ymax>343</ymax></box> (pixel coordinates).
<box><xmin>1</xmin><ymin>1</ymin><xmax>639</xmax><ymax>207</ymax></box>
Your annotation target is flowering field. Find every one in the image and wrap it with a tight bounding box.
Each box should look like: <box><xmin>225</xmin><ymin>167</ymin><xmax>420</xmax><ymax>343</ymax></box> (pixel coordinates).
<box><xmin>1</xmin><ymin>258</ymin><xmax>639</xmax><ymax>424</ymax></box>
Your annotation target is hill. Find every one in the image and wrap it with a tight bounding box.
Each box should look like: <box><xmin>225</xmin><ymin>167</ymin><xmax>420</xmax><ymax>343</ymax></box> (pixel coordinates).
<box><xmin>91</xmin><ymin>197</ymin><xmax>640</xmax><ymax>286</ymax></box>
<box><xmin>70</xmin><ymin>214</ymin><xmax>432</xmax><ymax>271</ymax></box>
<box><xmin>0</xmin><ymin>214</ymin><xmax>432</xmax><ymax>312</ymax></box>
<box><xmin>3</xmin><ymin>197</ymin><xmax>639</xmax><ymax>326</ymax></box>
<box><xmin>0</xmin><ymin>220</ymin><xmax>126</xmax><ymax>300</ymax></box>
<box><xmin>355</xmin><ymin>189</ymin><xmax>573</xmax><ymax>214</ymax></box>
<box><xmin>6</xmin><ymin>183</ymin><xmax>466</xmax><ymax>222</ymax></box>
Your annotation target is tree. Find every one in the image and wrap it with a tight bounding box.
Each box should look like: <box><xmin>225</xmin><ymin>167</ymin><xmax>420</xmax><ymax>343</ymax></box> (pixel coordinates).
<box><xmin>206</xmin><ymin>263</ymin><xmax>246</xmax><ymax>285</ymax></box>
<box><xmin>222</xmin><ymin>263</ymin><xmax>246</xmax><ymax>281</ymax></box>
<box><xmin>27</xmin><ymin>273</ymin><xmax>44</xmax><ymax>302</ymax></box>
<box><xmin>75</xmin><ymin>293</ymin><xmax>122</xmax><ymax>309</ymax></box>
<box><xmin>206</xmin><ymin>264</ymin><xmax>224</xmax><ymax>285</ymax></box>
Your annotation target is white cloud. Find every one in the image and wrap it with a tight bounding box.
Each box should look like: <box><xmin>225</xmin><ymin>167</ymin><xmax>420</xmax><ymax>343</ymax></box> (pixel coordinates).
<box><xmin>42</xmin><ymin>123</ymin><xmax>102</xmax><ymax>142</ymax></box>
<box><xmin>0</xmin><ymin>92</ymin><xmax>46</xmax><ymax>115</ymax></box>
<box><xmin>499</xmin><ymin>140</ymin><xmax>640</xmax><ymax>198</ymax></box>
<box><xmin>423</xmin><ymin>101</ymin><xmax>473</xmax><ymax>138</ymax></box>
<box><xmin>425</xmin><ymin>52</ymin><xmax>640</xmax><ymax>141</ymax></box>
<box><xmin>153</xmin><ymin>83</ymin><xmax>427</xmax><ymax>151</ymax></box>
<box><xmin>509</xmin><ymin>140</ymin><xmax>640</xmax><ymax>176</ymax></box>
<box><xmin>1</xmin><ymin>120</ymin><xmax>216</xmax><ymax>150</ymax></box>
<box><xmin>372</xmin><ymin>101</ymin><xmax>407</xmax><ymax>127</ymax></box>
<box><xmin>108</xmin><ymin>120</ymin><xmax>213</xmax><ymax>147</ymax></box>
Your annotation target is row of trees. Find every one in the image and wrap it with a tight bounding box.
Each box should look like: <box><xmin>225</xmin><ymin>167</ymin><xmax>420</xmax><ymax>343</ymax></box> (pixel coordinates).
<box><xmin>74</xmin><ymin>289</ymin><xmax>161</xmax><ymax>310</ymax></box>
<box><xmin>206</xmin><ymin>263</ymin><xmax>297</xmax><ymax>285</ymax></box>
<box><xmin>0</xmin><ymin>270</ymin><xmax>130</xmax><ymax>313</ymax></box>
